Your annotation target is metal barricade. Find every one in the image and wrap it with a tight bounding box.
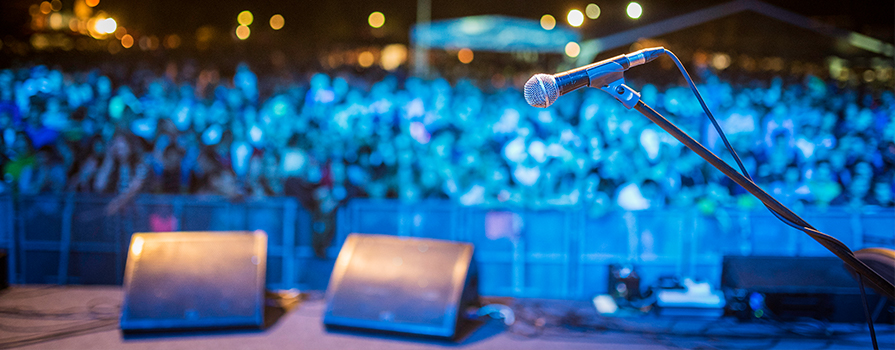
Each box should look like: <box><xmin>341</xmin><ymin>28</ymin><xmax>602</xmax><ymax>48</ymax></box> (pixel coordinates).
<box><xmin>3</xmin><ymin>194</ymin><xmax>892</xmax><ymax>299</ymax></box>
<box><xmin>8</xmin><ymin>194</ymin><xmax>314</xmax><ymax>289</ymax></box>
<box><xmin>336</xmin><ymin>199</ymin><xmax>895</xmax><ymax>299</ymax></box>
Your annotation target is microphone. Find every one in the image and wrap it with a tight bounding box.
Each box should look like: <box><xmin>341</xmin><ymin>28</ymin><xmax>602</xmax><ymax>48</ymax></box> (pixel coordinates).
<box><xmin>524</xmin><ymin>47</ymin><xmax>666</xmax><ymax>108</ymax></box>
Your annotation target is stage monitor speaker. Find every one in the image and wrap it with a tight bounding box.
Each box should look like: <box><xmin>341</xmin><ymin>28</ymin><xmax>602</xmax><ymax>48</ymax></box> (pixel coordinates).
<box><xmin>324</xmin><ymin>234</ymin><xmax>479</xmax><ymax>339</ymax></box>
<box><xmin>120</xmin><ymin>231</ymin><xmax>267</xmax><ymax>333</ymax></box>
<box><xmin>721</xmin><ymin>255</ymin><xmax>893</xmax><ymax>323</ymax></box>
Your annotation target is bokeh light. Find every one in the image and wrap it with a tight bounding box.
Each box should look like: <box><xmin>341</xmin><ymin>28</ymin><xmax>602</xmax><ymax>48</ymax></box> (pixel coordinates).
<box><xmin>586</xmin><ymin>4</ymin><xmax>601</xmax><ymax>19</ymax></box>
<box><xmin>138</xmin><ymin>35</ymin><xmax>159</xmax><ymax>50</ymax></box>
<box><xmin>49</xmin><ymin>13</ymin><xmax>64</xmax><ymax>30</ymax></box>
<box><xmin>114</xmin><ymin>26</ymin><xmax>126</xmax><ymax>40</ymax></box>
<box><xmin>540</xmin><ymin>14</ymin><xmax>556</xmax><ymax>30</ymax></box>
<box><xmin>74</xmin><ymin>1</ymin><xmax>92</xmax><ymax>19</ymax></box>
<box><xmin>95</xmin><ymin>17</ymin><xmax>117</xmax><ymax>34</ymax></box>
<box><xmin>121</xmin><ymin>34</ymin><xmax>133</xmax><ymax>48</ymax></box>
<box><xmin>368</xmin><ymin>12</ymin><xmax>385</xmax><ymax>28</ymax></box>
<box><xmin>565</xmin><ymin>42</ymin><xmax>580</xmax><ymax>57</ymax></box>
<box><xmin>40</xmin><ymin>1</ymin><xmax>52</xmax><ymax>15</ymax></box>
<box><xmin>358</xmin><ymin>51</ymin><xmax>375</xmax><ymax>67</ymax></box>
<box><xmin>380</xmin><ymin>44</ymin><xmax>408</xmax><ymax>71</ymax></box>
<box><xmin>712</xmin><ymin>53</ymin><xmax>731</xmax><ymax>70</ymax></box>
<box><xmin>627</xmin><ymin>2</ymin><xmax>643</xmax><ymax>19</ymax></box>
<box><xmin>196</xmin><ymin>26</ymin><xmax>215</xmax><ymax>50</ymax></box>
<box><xmin>85</xmin><ymin>0</ymin><xmax>100</xmax><ymax>7</ymax></box>
<box><xmin>270</xmin><ymin>14</ymin><xmax>285</xmax><ymax>30</ymax></box>
<box><xmin>237</xmin><ymin>10</ymin><xmax>254</xmax><ymax>26</ymax></box>
<box><xmin>236</xmin><ymin>25</ymin><xmax>250</xmax><ymax>40</ymax></box>
<box><xmin>31</xmin><ymin>35</ymin><xmax>50</xmax><ymax>50</ymax></box>
<box><xmin>50</xmin><ymin>0</ymin><xmax>62</xmax><ymax>12</ymax></box>
<box><xmin>862</xmin><ymin>70</ymin><xmax>875</xmax><ymax>83</ymax></box>
<box><xmin>567</xmin><ymin>9</ymin><xmax>584</xmax><ymax>27</ymax></box>
<box><xmin>87</xmin><ymin>18</ymin><xmax>101</xmax><ymax>38</ymax></box>
<box><xmin>458</xmin><ymin>48</ymin><xmax>474</xmax><ymax>64</ymax></box>
<box><xmin>164</xmin><ymin>34</ymin><xmax>181</xmax><ymax>49</ymax></box>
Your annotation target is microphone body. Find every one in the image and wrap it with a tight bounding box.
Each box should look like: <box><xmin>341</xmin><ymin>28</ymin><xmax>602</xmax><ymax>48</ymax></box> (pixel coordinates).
<box><xmin>525</xmin><ymin>47</ymin><xmax>665</xmax><ymax>108</ymax></box>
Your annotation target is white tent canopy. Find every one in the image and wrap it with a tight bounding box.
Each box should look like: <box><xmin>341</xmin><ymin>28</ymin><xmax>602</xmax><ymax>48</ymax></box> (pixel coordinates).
<box><xmin>411</xmin><ymin>15</ymin><xmax>581</xmax><ymax>53</ymax></box>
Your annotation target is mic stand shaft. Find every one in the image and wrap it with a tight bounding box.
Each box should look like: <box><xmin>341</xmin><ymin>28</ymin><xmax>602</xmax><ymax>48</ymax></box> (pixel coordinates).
<box><xmin>630</xmin><ymin>100</ymin><xmax>894</xmax><ymax>299</ymax></box>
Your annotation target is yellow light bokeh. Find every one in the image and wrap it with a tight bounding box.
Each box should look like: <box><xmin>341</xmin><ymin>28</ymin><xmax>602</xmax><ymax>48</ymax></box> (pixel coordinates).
<box><xmin>31</xmin><ymin>34</ymin><xmax>50</xmax><ymax>50</ymax></box>
<box><xmin>368</xmin><ymin>12</ymin><xmax>385</xmax><ymax>28</ymax></box>
<box><xmin>358</xmin><ymin>51</ymin><xmax>375</xmax><ymax>67</ymax></box>
<box><xmin>40</xmin><ymin>1</ymin><xmax>52</xmax><ymax>14</ymax></box>
<box><xmin>75</xmin><ymin>0</ymin><xmax>92</xmax><ymax>18</ymax></box>
<box><xmin>114</xmin><ymin>26</ymin><xmax>126</xmax><ymax>39</ymax></box>
<box><xmin>51</xmin><ymin>0</ymin><xmax>62</xmax><ymax>11</ymax></box>
<box><xmin>85</xmin><ymin>0</ymin><xmax>99</xmax><ymax>8</ymax></box>
<box><xmin>121</xmin><ymin>34</ymin><xmax>133</xmax><ymax>48</ymax></box>
<box><xmin>627</xmin><ymin>2</ymin><xmax>643</xmax><ymax>19</ymax></box>
<box><xmin>586</xmin><ymin>4</ymin><xmax>601</xmax><ymax>19</ymax></box>
<box><xmin>270</xmin><ymin>14</ymin><xmax>284</xmax><ymax>30</ymax></box>
<box><xmin>165</xmin><ymin>34</ymin><xmax>181</xmax><ymax>49</ymax></box>
<box><xmin>380</xmin><ymin>44</ymin><xmax>408</xmax><ymax>71</ymax></box>
<box><xmin>49</xmin><ymin>13</ymin><xmax>64</xmax><ymax>30</ymax></box>
<box><xmin>196</xmin><ymin>26</ymin><xmax>214</xmax><ymax>50</ymax></box>
<box><xmin>565</xmin><ymin>42</ymin><xmax>580</xmax><ymax>57</ymax></box>
<box><xmin>567</xmin><ymin>9</ymin><xmax>584</xmax><ymax>27</ymax></box>
<box><xmin>236</xmin><ymin>25</ymin><xmax>250</xmax><ymax>40</ymax></box>
<box><xmin>540</xmin><ymin>14</ymin><xmax>556</xmax><ymax>30</ymax></box>
<box><xmin>712</xmin><ymin>53</ymin><xmax>731</xmax><ymax>70</ymax></box>
<box><xmin>94</xmin><ymin>17</ymin><xmax>116</xmax><ymax>34</ymax></box>
<box><xmin>458</xmin><ymin>48</ymin><xmax>474</xmax><ymax>64</ymax></box>
<box><xmin>237</xmin><ymin>10</ymin><xmax>254</xmax><ymax>26</ymax></box>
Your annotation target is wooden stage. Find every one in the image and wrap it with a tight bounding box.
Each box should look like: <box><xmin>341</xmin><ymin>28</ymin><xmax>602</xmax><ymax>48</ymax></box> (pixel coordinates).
<box><xmin>0</xmin><ymin>286</ymin><xmax>891</xmax><ymax>350</ymax></box>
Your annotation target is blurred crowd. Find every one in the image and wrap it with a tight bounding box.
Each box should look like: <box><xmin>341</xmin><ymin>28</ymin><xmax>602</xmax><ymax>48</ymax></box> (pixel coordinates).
<box><xmin>0</xmin><ymin>61</ymin><xmax>893</xmax><ymax>220</ymax></box>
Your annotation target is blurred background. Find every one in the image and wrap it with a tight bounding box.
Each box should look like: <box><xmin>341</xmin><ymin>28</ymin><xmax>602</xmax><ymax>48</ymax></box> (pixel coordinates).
<box><xmin>0</xmin><ymin>0</ymin><xmax>892</xmax><ymax>305</ymax></box>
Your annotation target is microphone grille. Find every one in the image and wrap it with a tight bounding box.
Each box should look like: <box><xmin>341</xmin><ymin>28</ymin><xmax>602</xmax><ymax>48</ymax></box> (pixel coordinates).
<box><xmin>524</xmin><ymin>74</ymin><xmax>559</xmax><ymax>108</ymax></box>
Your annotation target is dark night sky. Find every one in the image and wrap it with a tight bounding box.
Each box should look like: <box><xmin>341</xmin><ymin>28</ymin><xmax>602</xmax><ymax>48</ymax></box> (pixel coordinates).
<box><xmin>1</xmin><ymin>0</ymin><xmax>893</xmax><ymax>46</ymax></box>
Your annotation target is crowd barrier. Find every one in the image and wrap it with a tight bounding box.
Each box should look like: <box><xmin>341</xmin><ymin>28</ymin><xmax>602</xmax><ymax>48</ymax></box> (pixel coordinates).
<box><xmin>0</xmin><ymin>194</ymin><xmax>892</xmax><ymax>299</ymax></box>
<box><xmin>2</xmin><ymin>194</ymin><xmax>314</xmax><ymax>290</ymax></box>
<box><xmin>334</xmin><ymin>199</ymin><xmax>894</xmax><ymax>298</ymax></box>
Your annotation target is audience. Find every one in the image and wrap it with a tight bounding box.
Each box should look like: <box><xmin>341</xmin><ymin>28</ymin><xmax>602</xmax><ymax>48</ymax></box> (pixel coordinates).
<box><xmin>0</xmin><ymin>61</ymin><xmax>892</xmax><ymax>220</ymax></box>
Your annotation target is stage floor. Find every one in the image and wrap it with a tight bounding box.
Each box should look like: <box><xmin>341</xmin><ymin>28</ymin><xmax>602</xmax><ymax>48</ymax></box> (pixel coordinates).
<box><xmin>0</xmin><ymin>286</ymin><xmax>892</xmax><ymax>350</ymax></box>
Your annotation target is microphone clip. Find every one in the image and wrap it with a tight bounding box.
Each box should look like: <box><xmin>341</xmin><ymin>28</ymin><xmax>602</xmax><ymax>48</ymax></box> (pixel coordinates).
<box><xmin>599</xmin><ymin>78</ymin><xmax>641</xmax><ymax>110</ymax></box>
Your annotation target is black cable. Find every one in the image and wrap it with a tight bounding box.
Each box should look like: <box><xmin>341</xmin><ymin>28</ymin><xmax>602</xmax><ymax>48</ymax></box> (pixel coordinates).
<box><xmin>663</xmin><ymin>50</ymin><xmax>811</xmax><ymax>230</ymax></box>
<box><xmin>0</xmin><ymin>319</ymin><xmax>117</xmax><ymax>349</ymax></box>
<box><xmin>859</xmin><ymin>274</ymin><xmax>880</xmax><ymax>350</ymax></box>
<box><xmin>0</xmin><ymin>290</ymin><xmax>121</xmax><ymax>349</ymax></box>
<box><xmin>664</xmin><ymin>51</ymin><xmax>858</xmax><ymax>262</ymax></box>
<box><xmin>661</xmin><ymin>49</ymin><xmax>882</xmax><ymax>350</ymax></box>
<box><xmin>664</xmin><ymin>51</ymin><xmax>866</xmax><ymax>261</ymax></box>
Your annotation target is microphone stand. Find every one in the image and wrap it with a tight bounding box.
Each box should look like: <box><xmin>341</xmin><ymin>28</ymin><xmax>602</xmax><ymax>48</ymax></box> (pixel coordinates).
<box><xmin>599</xmin><ymin>78</ymin><xmax>895</xmax><ymax>300</ymax></box>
